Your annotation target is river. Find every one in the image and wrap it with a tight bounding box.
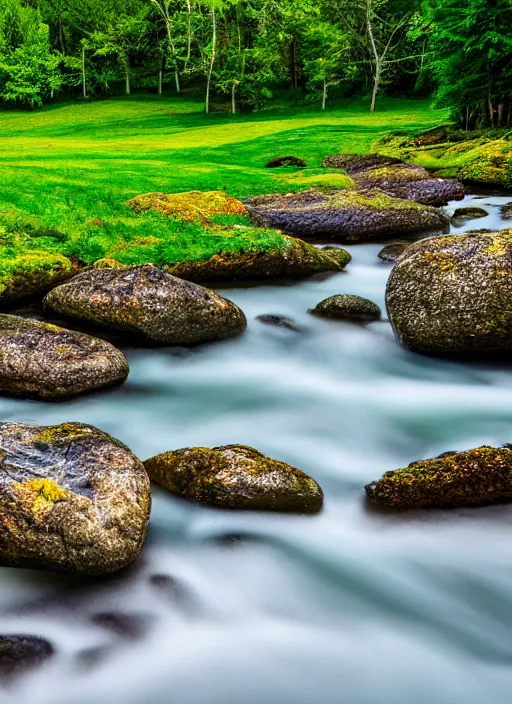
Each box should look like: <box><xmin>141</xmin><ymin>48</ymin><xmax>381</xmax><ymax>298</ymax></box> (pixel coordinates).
<box><xmin>2</xmin><ymin>194</ymin><xmax>512</xmax><ymax>704</ymax></box>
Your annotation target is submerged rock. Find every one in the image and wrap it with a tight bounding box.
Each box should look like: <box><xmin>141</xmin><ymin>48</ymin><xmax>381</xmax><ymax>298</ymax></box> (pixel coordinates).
<box><xmin>144</xmin><ymin>445</ymin><xmax>323</xmax><ymax>513</ymax></box>
<box><xmin>322</xmin><ymin>154</ymin><xmax>464</xmax><ymax>206</ymax></box>
<box><xmin>452</xmin><ymin>206</ymin><xmax>488</xmax><ymax>221</ymax></box>
<box><xmin>44</xmin><ymin>265</ymin><xmax>247</xmax><ymax>345</ymax></box>
<box><xmin>309</xmin><ymin>295</ymin><xmax>381</xmax><ymax>322</ymax></box>
<box><xmin>0</xmin><ymin>422</ymin><xmax>151</xmax><ymax>574</ymax></box>
<box><xmin>0</xmin><ymin>252</ymin><xmax>78</xmax><ymax>306</ymax></box>
<box><xmin>378</xmin><ymin>242</ymin><xmax>409</xmax><ymax>262</ymax></box>
<box><xmin>0</xmin><ymin>315</ymin><xmax>128</xmax><ymax>400</ymax></box>
<box><xmin>386</xmin><ymin>229</ymin><xmax>512</xmax><ymax>357</ymax></box>
<box><xmin>366</xmin><ymin>446</ymin><xmax>512</xmax><ymax>509</ymax></box>
<box><xmin>265</xmin><ymin>156</ymin><xmax>307</xmax><ymax>168</ymax></box>
<box><xmin>256</xmin><ymin>314</ymin><xmax>302</xmax><ymax>332</ymax></box>
<box><xmin>165</xmin><ymin>236</ymin><xmax>350</xmax><ymax>282</ymax></box>
<box><xmin>0</xmin><ymin>635</ymin><xmax>54</xmax><ymax>681</ymax></box>
<box><xmin>245</xmin><ymin>189</ymin><xmax>449</xmax><ymax>243</ymax></box>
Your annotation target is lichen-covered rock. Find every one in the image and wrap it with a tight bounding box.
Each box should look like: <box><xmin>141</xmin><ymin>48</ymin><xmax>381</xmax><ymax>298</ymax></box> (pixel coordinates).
<box><xmin>322</xmin><ymin>154</ymin><xmax>464</xmax><ymax>206</ymax></box>
<box><xmin>366</xmin><ymin>446</ymin><xmax>512</xmax><ymax>509</ymax></box>
<box><xmin>265</xmin><ymin>156</ymin><xmax>307</xmax><ymax>168</ymax></box>
<box><xmin>386</xmin><ymin>229</ymin><xmax>512</xmax><ymax>356</ymax></box>
<box><xmin>378</xmin><ymin>242</ymin><xmax>410</xmax><ymax>262</ymax></box>
<box><xmin>309</xmin><ymin>294</ymin><xmax>381</xmax><ymax>322</ymax></box>
<box><xmin>144</xmin><ymin>445</ymin><xmax>323</xmax><ymax>513</ymax></box>
<box><xmin>0</xmin><ymin>251</ymin><xmax>79</xmax><ymax>306</ymax></box>
<box><xmin>127</xmin><ymin>191</ymin><xmax>246</xmax><ymax>224</ymax></box>
<box><xmin>245</xmin><ymin>189</ymin><xmax>449</xmax><ymax>242</ymax></box>
<box><xmin>0</xmin><ymin>635</ymin><xmax>54</xmax><ymax>681</ymax></box>
<box><xmin>44</xmin><ymin>265</ymin><xmax>246</xmax><ymax>345</ymax></box>
<box><xmin>0</xmin><ymin>315</ymin><xmax>128</xmax><ymax>400</ymax></box>
<box><xmin>165</xmin><ymin>236</ymin><xmax>350</xmax><ymax>282</ymax></box>
<box><xmin>452</xmin><ymin>206</ymin><xmax>488</xmax><ymax>221</ymax></box>
<box><xmin>0</xmin><ymin>422</ymin><xmax>151</xmax><ymax>574</ymax></box>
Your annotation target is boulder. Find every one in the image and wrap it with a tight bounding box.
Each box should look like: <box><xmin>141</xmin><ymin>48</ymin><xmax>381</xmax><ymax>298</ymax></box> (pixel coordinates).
<box><xmin>322</xmin><ymin>154</ymin><xmax>464</xmax><ymax>206</ymax></box>
<box><xmin>0</xmin><ymin>636</ymin><xmax>54</xmax><ymax>681</ymax></box>
<box><xmin>265</xmin><ymin>156</ymin><xmax>307</xmax><ymax>168</ymax></box>
<box><xmin>127</xmin><ymin>191</ymin><xmax>246</xmax><ymax>224</ymax></box>
<box><xmin>452</xmin><ymin>206</ymin><xmax>488</xmax><ymax>221</ymax></box>
<box><xmin>378</xmin><ymin>242</ymin><xmax>410</xmax><ymax>262</ymax></box>
<box><xmin>0</xmin><ymin>315</ymin><xmax>128</xmax><ymax>400</ymax></box>
<box><xmin>0</xmin><ymin>251</ymin><xmax>79</xmax><ymax>306</ymax></box>
<box><xmin>366</xmin><ymin>446</ymin><xmax>512</xmax><ymax>509</ymax></box>
<box><xmin>245</xmin><ymin>189</ymin><xmax>449</xmax><ymax>243</ymax></box>
<box><xmin>502</xmin><ymin>202</ymin><xmax>512</xmax><ymax>219</ymax></box>
<box><xmin>309</xmin><ymin>294</ymin><xmax>381</xmax><ymax>322</ymax></box>
<box><xmin>0</xmin><ymin>422</ymin><xmax>151</xmax><ymax>574</ymax></box>
<box><xmin>44</xmin><ymin>265</ymin><xmax>247</xmax><ymax>345</ymax></box>
<box><xmin>386</xmin><ymin>229</ymin><xmax>512</xmax><ymax>357</ymax></box>
<box><xmin>165</xmin><ymin>236</ymin><xmax>351</xmax><ymax>282</ymax></box>
<box><xmin>144</xmin><ymin>445</ymin><xmax>323</xmax><ymax>513</ymax></box>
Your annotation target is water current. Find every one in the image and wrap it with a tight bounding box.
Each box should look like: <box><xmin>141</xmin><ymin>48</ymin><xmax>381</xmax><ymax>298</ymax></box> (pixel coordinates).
<box><xmin>2</xmin><ymin>194</ymin><xmax>512</xmax><ymax>704</ymax></box>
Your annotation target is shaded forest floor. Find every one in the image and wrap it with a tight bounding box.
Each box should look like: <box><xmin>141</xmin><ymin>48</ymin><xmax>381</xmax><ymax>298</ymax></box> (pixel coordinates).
<box><xmin>0</xmin><ymin>95</ymin><xmax>449</xmax><ymax>265</ymax></box>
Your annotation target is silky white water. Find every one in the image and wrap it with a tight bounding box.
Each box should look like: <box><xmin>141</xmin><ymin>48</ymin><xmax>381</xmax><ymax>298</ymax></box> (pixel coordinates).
<box><xmin>2</xmin><ymin>194</ymin><xmax>512</xmax><ymax>704</ymax></box>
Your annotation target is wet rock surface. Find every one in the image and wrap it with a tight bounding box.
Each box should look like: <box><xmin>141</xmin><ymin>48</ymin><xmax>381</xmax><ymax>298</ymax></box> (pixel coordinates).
<box><xmin>378</xmin><ymin>242</ymin><xmax>410</xmax><ymax>262</ymax></box>
<box><xmin>502</xmin><ymin>202</ymin><xmax>512</xmax><ymax>219</ymax></box>
<box><xmin>165</xmin><ymin>236</ymin><xmax>350</xmax><ymax>282</ymax></box>
<box><xmin>44</xmin><ymin>265</ymin><xmax>247</xmax><ymax>345</ymax></box>
<box><xmin>245</xmin><ymin>189</ymin><xmax>450</xmax><ymax>242</ymax></box>
<box><xmin>452</xmin><ymin>206</ymin><xmax>488</xmax><ymax>221</ymax></box>
<box><xmin>0</xmin><ymin>422</ymin><xmax>151</xmax><ymax>574</ymax></box>
<box><xmin>256</xmin><ymin>314</ymin><xmax>302</xmax><ymax>332</ymax></box>
<box><xmin>309</xmin><ymin>295</ymin><xmax>381</xmax><ymax>322</ymax></box>
<box><xmin>366</xmin><ymin>446</ymin><xmax>512</xmax><ymax>510</ymax></box>
<box><xmin>322</xmin><ymin>154</ymin><xmax>464</xmax><ymax>206</ymax></box>
<box><xmin>0</xmin><ymin>315</ymin><xmax>128</xmax><ymax>400</ymax></box>
<box><xmin>0</xmin><ymin>635</ymin><xmax>54</xmax><ymax>681</ymax></box>
<box><xmin>145</xmin><ymin>445</ymin><xmax>324</xmax><ymax>513</ymax></box>
<box><xmin>386</xmin><ymin>229</ymin><xmax>512</xmax><ymax>357</ymax></box>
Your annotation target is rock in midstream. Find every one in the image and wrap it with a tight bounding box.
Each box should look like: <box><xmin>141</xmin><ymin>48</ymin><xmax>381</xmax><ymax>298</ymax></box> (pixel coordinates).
<box><xmin>0</xmin><ymin>314</ymin><xmax>128</xmax><ymax>400</ymax></box>
<box><xmin>309</xmin><ymin>295</ymin><xmax>382</xmax><ymax>322</ymax></box>
<box><xmin>44</xmin><ymin>265</ymin><xmax>247</xmax><ymax>345</ymax></box>
<box><xmin>145</xmin><ymin>445</ymin><xmax>324</xmax><ymax>513</ymax></box>
<box><xmin>0</xmin><ymin>422</ymin><xmax>151</xmax><ymax>574</ymax></box>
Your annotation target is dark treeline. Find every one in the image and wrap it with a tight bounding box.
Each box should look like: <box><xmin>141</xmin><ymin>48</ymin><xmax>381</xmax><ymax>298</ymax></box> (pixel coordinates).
<box><xmin>0</xmin><ymin>0</ymin><xmax>511</xmax><ymax>125</ymax></box>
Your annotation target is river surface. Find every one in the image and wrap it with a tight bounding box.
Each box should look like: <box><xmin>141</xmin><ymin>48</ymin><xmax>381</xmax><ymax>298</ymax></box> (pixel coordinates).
<box><xmin>2</xmin><ymin>195</ymin><xmax>512</xmax><ymax>704</ymax></box>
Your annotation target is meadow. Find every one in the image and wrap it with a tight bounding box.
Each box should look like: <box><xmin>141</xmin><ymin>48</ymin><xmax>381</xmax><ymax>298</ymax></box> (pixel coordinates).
<box><xmin>0</xmin><ymin>95</ymin><xmax>449</xmax><ymax>266</ymax></box>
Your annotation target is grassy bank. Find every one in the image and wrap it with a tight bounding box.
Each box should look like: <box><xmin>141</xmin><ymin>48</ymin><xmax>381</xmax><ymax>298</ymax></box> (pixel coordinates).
<box><xmin>0</xmin><ymin>95</ymin><xmax>449</xmax><ymax>266</ymax></box>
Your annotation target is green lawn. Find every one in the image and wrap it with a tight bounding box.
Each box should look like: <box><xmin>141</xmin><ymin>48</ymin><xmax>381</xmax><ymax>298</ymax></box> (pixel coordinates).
<box><xmin>0</xmin><ymin>95</ymin><xmax>450</xmax><ymax>266</ymax></box>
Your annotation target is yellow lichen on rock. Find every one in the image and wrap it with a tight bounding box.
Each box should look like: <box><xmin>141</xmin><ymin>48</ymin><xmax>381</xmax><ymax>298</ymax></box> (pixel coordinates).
<box><xmin>127</xmin><ymin>191</ymin><xmax>247</xmax><ymax>225</ymax></box>
<box><xmin>15</xmin><ymin>478</ymin><xmax>69</xmax><ymax>519</ymax></box>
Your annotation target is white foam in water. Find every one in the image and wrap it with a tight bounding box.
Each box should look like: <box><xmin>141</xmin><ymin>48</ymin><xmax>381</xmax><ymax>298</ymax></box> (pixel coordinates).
<box><xmin>3</xmin><ymin>195</ymin><xmax>512</xmax><ymax>703</ymax></box>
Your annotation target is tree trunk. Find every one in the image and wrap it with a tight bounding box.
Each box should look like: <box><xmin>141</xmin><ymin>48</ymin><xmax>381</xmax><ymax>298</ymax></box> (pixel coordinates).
<box><xmin>231</xmin><ymin>82</ymin><xmax>237</xmax><ymax>114</ymax></box>
<box><xmin>175</xmin><ymin>68</ymin><xmax>181</xmax><ymax>94</ymax></box>
<box><xmin>322</xmin><ymin>80</ymin><xmax>327</xmax><ymax>111</ymax></box>
<box><xmin>58</xmin><ymin>16</ymin><xmax>66</xmax><ymax>54</ymax></box>
<box><xmin>205</xmin><ymin>8</ymin><xmax>217</xmax><ymax>114</ymax></box>
<box><xmin>158</xmin><ymin>56</ymin><xmax>165</xmax><ymax>94</ymax></box>
<box><xmin>370</xmin><ymin>62</ymin><xmax>381</xmax><ymax>113</ymax></box>
<box><xmin>125</xmin><ymin>62</ymin><xmax>131</xmax><ymax>95</ymax></box>
<box><xmin>81</xmin><ymin>44</ymin><xmax>87</xmax><ymax>99</ymax></box>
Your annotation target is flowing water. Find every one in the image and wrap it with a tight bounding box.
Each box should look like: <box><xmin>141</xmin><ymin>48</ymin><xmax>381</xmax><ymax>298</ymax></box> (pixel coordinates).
<box><xmin>2</xmin><ymin>195</ymin><xmax>512</xmax><ymax>704</ymax></box>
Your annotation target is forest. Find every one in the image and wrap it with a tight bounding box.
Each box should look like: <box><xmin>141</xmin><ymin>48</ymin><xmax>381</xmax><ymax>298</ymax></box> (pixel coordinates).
<box><xmin>0</xmin><ymin>0</ymin><xmax>511</xmax><ymax>126</ymax></box>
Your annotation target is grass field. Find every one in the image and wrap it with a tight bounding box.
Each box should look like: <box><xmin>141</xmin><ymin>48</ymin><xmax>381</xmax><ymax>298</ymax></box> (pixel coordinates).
<box><xmin>0</xmin><ymin>95</ymin><xmax>450</xmax><ymax>266</ymax></box>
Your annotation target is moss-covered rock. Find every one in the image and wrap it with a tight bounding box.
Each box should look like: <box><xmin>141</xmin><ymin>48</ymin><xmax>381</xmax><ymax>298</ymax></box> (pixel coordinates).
<box><xmin>144</xmin><ymin>445</ymin><xmax>323</xmax><ymax>513</ymax></box>
<box><xmin>386</xmin><ymin>229</ymin><xmax>512</xmax><ymax>356</ymax></box>
<box><xmin>366</xmin><ymin>446</ymin><xmax>512</xmax><ymax>509</ymax></box>
<box><xmin>127</xmin><ymin>190</ymin><xmax>247</xmax><ymax>224</ymax></box>
<box><xmin>309</xmin><ymin>294</ymin><xmax>381</xmax><ymax>322</ymax></box>
<box><xmin>165</xmin><ymin>236</ymin><xmax>350</xmax><ymax>282</ymax></box>
<box><xmin>0</xmin><ymin>251</ymin><xmax>78</xmax><ymax>306</ymax></box>
<box><xmin>378</xmin><ymin>242</ymin><xmax>410</xmax><ymax>262</ymax></box>
<box><xmin>322</xmin><ymin>154</ymin><xmax>464</xmax><ymax>206</ymax></box>
<box><xmin>0</xmin><ymin>422</ymin><xmax>151</xmax><ymax>573</ymax></box>
<box><xmin>44</xmin><ymin>265</ymin><xmax>246</xmax><ymax>345</ymax></box>
<box><xmin>245</xmin><ymin>189</ymin><xmax>449</xmax><ymax>243</ymax></box>
<box><xmin>0</xmin><ymin>315</ymin><xmax>128</xmax><ymax>399</ymax></box>
<box><xmin>452</xmin><ymin>207</ymin><xmax>488</xmax><ymax>221</ymax></box>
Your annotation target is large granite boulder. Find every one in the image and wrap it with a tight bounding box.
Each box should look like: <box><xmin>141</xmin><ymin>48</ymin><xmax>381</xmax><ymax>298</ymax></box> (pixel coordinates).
<box><xmin>309</xmin><ymin>294</ymin><xmax>381</xmax><ymax>322</ymax></box>
<box><xmin>44</xmin><ymin>265</ymin><xmax>247</xmax><ymax>345</ymax></box>
<box><xmin>386</xmin><ymin>230</ymin><xmax>512</xmax><ymax>357</ymax></box>
<box><xmin>366</xmin><ymin>446</ymin><xmax>512</xmax><ymax>509</ymax></box>
<box><xmin>322</xmin><ymin>154</ymin><xmax>464</xmax><ymax>206</ymax></box>
<box><xmin>0</xmin><ymin>252</ymin><xmax>79</xmax><ymax>306</ymax></box>
<box><xmin>165</xmin><ymin>236</ymin><xmax>351</xmax><ymax>282</ymax></box>
<box><xmin>0</xmin><ymin>422</ymin><xmax>151</xmax><ymax>574</ymax></box>
<box><xmin>145</xmin><ymin>445</ymin><xmax>324</xmax><ymax>513</ymax></box>
<box><xmin>0</xmin><ymin>315</ymin><xmax>128</xmax><ymax>400</ymax></box>
<box><xmin>245</xmin><ymin>189</ymin><xmax>449</xmax><ymax>242</ymax></box>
